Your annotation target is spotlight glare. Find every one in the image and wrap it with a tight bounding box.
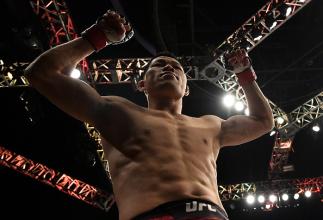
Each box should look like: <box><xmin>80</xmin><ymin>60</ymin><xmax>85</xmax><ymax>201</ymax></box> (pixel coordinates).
<box><xmin>286</xmin><ymin>7</ymin><xmax>292</xmax><ymax>17</ymax></box>
<box><xmin>282</xmin><ymin>193</ymin><xmax>289</xmax><ymax>201</ymax></box>
<box><xmin>222</xmin><ymin>94</ymin><xmax>235</xmax><ymax>108</ymax></box>
<box><xmin>258</xmin><ymin>195</ymin><xmax>265</xmax><ymax>203</ymax></box>
<box><xmin>270</xmin><ymin>130</ymin><xmax>276</xmax><ymax>136</ymax></box>
<box><xmin>254</xmin><ymin>35</ymin><xmax>263</xmax><ymax>41</ymax></box>
<box><xmin>294</xmin><ymin>193</ymin><xmax>300</xmax><ymax>200</ymax></box>
<box><xmin>270</xmin><ymin>21</ymin><xmax>277</xmax><ymax>30</ymax></box>
<box><xmin>269</xmin><ymin>194</ymin><xmax>277</xmax><ymax>203</ymax></box>
<box><xmin>312</xmin><ymin>125</ymin><xmax>320</xmax><ymax>132</ymax></box>
<box><xmin>246</xmin><ymin>195</ymin><xmax>255</xmax><ymax>204</ymax></box>
<box><xmin>265</xmin><ymin>204</ymin><xmax>271</xmax><ymax>209</ymax></box>
<box><xmin>234</xmin><ymin>101</ymin><xmax>244</xmax><ymax>111</ymax></box>
<box><xmin>7</xmin><ymin>72</ymin><xmax>13</xmax><ymax>80</ymax></box>
<box><xmin>305</xmin><ymin>190</ymin><xmax>312</xmax><ymax>198</ymax></box>
<box><xmin>70</xmin><ymin>69</ymin><xmax>81</xmax><ymax>79</ymax></box>
<box><xmin>244</xmin><ymin>108</ymin><xmax>250</xmax><ymax>116</ymax></box>
<box><xmin>276</xmin><ymin>117</ymin><xmax>284</xmax><ymax>125</ymax></box>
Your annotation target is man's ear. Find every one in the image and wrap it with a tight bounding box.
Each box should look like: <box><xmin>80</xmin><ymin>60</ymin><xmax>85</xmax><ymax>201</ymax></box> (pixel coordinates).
<box><xmin>137</xmin><ymin>80</ymin><xmax>146</xmax><ymax>93</ymax></box>
<box><xmin>184</xmin><ymin>85</ymin><xmax>190</xmax><ymax>96</ymax></box>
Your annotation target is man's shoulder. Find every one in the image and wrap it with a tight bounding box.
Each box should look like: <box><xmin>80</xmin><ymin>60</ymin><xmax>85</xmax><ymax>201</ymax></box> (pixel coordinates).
<box><xmin>200</xmin><ymin>114</ymin><xmax>223</xmax><ymax>123</ymax></box>
<box><xmin>182</xmin><ymin>114</ymin><xmax>223</xmax><ymax>127</ymax></box>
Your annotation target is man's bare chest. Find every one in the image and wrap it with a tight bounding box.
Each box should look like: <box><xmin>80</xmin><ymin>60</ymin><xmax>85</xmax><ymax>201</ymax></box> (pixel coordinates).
<box><xmin>127</xmin><ymin>114</ymin><xmax>216</xmax><ymax>150</ymax></box>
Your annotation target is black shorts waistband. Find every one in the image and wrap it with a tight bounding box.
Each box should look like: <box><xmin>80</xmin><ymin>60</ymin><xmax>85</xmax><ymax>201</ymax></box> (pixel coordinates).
<box><xmin>132</xmin><ymin>199</ymin><xmax>229</xmax><ymax>220</ymax></box>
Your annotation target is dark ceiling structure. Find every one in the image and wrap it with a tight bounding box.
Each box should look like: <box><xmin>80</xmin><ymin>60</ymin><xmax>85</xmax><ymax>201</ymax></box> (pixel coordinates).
<box><xmin>0</xmin><ymin>0</ymin><xmax>322</xmax><ymax>219</ymax></box>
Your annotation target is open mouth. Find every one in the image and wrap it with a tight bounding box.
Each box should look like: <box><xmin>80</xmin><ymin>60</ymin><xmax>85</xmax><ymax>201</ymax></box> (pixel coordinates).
<box><xmin>160</xmin><ymin>72</ymin><xmax>178</xmax><ymax>80</ymax></box>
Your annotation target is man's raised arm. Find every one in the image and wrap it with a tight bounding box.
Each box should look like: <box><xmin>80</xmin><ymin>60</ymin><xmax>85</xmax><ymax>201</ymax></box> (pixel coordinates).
<box><xmin>219</xmin><ymin>49</ymin><xmax>274</xmax><ymax>147</ymax></box>
<box><xmin>24</xmin><ymin>10</ymin><xmax>132</xmax><ymax>125</ymax></box>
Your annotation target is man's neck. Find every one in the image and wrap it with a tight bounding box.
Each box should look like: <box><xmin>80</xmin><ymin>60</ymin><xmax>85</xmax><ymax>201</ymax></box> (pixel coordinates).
<box><xmin>148</xmin><ymin>97</ymin><xmax>182</xmax><ymax>115</ymax></box>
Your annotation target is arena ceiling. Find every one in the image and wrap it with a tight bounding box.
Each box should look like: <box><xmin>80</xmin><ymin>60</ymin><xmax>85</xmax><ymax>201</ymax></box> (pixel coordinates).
<box><xmin>0</xmin><ymin>0</ymin><xmax>322</xmax><ymax>219</ymax></box>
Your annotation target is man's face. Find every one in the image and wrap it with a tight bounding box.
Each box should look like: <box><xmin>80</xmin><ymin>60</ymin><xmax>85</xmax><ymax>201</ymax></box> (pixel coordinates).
<box><xmin>144</xmin><ymin>56</ymin><xmax>187</xmax><ymax>99</ymax></box>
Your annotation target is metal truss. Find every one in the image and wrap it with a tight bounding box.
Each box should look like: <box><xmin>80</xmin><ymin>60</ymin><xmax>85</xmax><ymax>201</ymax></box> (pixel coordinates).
<box><xmin>0</xmin><ymin>146</ymin><xmax>115</xmax><ymax>212</ymax></box>
<box><xmin>219</xmin><ymin>183</ymin><xmax>256</xmax><ymax>201</ymax></box>
<box><xmin>220</xmin><ymin>176</ymin><xmax>323</xmax><ymax>202</ymax></box>
<box><xmin>89</xmin><ymin>57</ymin><xmax>201</xmax><ymax>84</ymax></box>
<box><xmin>29</xmin><ymin>0</ymin><xmax>89</xmax><ymax>74</ymax></box>
<box><xmin>0</xmin><ymin>60</ymin><xmax>29</xmax><ymax>87</ymax></box>
<box><xmin>213</xmin><ymin>0</ymin><xmax>312</xmax><ymax>57</ymax></box>
<box><xmin>268</xmin><ymin>92</ymin><xmax>323</xmax><ymax>178</ymax></box>
<box><xmin>268</xmin><ymin>134</ymin><xmax>294</xmax><ymax>179</ymax></box>
<box><xmin>29</xmin><ymin>0</ymin><xmax>77</xmax><ymax>45</ymax></box>
<box><xmin>2</xmin><ymin>145</ymin><xmax>321</xmax><ymax>206</ymax></box>
<box><xmin>84</xmin><ymin>123</ymin><xmax>111</xmax><ymax>180</ymax></box>
<box><xmin>1</xmin><ymin>59</ymin><xmax>321</xmax><ymax>133</ymax></box>
<box><xmin>278</xmin><ymin>92</ymin><xmax>323</xmax><ymax>138</ymax></box>
<box><xmin>256</xmin><ymin>176</ymin><xmax>323</xmax><ymax>195</ymax></box>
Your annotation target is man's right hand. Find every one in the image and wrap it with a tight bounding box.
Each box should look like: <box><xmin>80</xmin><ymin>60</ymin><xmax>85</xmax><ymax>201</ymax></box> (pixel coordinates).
<box><xmin>97</xmin><ymin>10</ymin><xmax>132</xmax><ymax>43</ymax></box>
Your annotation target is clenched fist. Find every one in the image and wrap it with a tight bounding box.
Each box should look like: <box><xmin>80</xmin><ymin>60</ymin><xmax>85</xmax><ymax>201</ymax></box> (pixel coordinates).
<box><xmin>225</xmin><ymin>49</ymin><xmax>252</xmax><ymax>74</ymax></box>
<box><xmin>97</xmin><ymin>10</ymin><xmax>132</xmax><ymax>43</ymax></box>
<box><xmin>81</xmin><ymin>9</ymin><xmax>134</xmax><ymax>51</ymax></box>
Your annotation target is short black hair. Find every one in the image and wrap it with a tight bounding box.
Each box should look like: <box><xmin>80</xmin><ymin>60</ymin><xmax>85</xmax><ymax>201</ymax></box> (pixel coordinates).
<box><xmin>141</xmin><ymin>51</ymin><xmax>181</xmax><ymax>79</ymax></box>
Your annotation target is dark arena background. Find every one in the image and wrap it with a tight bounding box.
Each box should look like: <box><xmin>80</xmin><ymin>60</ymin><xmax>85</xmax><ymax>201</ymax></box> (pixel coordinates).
<box><xmin>0</xmin><ymin>0</ymin><xmax>322</xmax><ymax>219</ymax></box>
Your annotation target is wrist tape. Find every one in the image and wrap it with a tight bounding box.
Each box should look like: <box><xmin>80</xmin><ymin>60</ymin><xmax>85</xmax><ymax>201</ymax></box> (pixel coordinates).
<box><xmin>81</xmin><ymin>24</ymin><xmax>109</xmax><ymax>52</ymax></box>
<box><xmin>236</xmin><ymin>67</ymin><xmax>257</xmax><ymax>86</ymax></box>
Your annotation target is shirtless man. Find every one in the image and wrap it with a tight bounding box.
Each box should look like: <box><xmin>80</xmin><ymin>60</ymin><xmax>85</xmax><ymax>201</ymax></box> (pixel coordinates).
<box><xmin>25</xmin><ymin>10</ymin><xmax>274</xmax><ymax>220</ymax></box>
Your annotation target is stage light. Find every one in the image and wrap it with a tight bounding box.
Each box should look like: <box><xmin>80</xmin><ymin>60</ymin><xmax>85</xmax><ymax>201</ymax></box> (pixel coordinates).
<box><xmin>244</xmin><ymin>108</ymin><xmax>250</xmax><ymax>116</ymax></box>
<box><xmin>270</xmin><ymin>130</ymin><xmax>276</xmax><ymax>136</ymax></box>
<box><xmin>281</xmin><ymin>193</ymin><xmax>289</xmax><ymax>201</ymax></box>
<box><xmin>305</xmin><ymin>190</ymin><xmax>312</xmax><ymax>198</ymax></box>
<box><xmin>312</xmin><ymin>125</ymin><xmax>320</xmax><ymax>132</ymax></box>
<box><xmin>294</xmin><ymin>193</ymin><xmax>300</xmax><ymax>200</ymax></box>
<box><xmin>258</xmin><ymin>195</ymin><xmax>265</xmax><ymax>203</ymax></box>
<box><xmin>234</xmin><ymin>101</ymin><xmax>244</xmax><ymax>111</ymax></box>
<box><xmin>277</xmin><ymin>3</ymin><xmax>292</xmax><ymax>17</ymax></box>
<box><xmin>223</xmin><ymin>94</ymin><xmax>235</xmax><ymax>108</ymax></box>
<box><xmin>246</xmin><ymin>195</ymin><xmax>255</xmax><ymax>204</ymax></box>
<box><xmin>269</xmin><ymin>194</ymin><xmax>277</xmax><ymax>203</ymax></box>
<box><xmin>285</xmin><ymin>7</ymin><xmax>292</xmax><ymax>17</ymax></box>
<box><xmin>265</xmin><ymin>204</ymin><xmax>271</xmax><ymax>209</ymax></box>
<box><xmin>70</xmin><ymin>69</ymin><xmax>81</xmax><ymax>79</ymax></box>
<box><xmin>276</xmin><ymin>117</ymin><xmax>284</xmax><ymax>125</ymax></box>
<box><xmin>250</xmin><ymin>27</ymin><xmax>263</xmax><ymax>41</ymax></box>
<box><xmin>264</xmin><ymin>13</ymin><xmax>277</xmax><ymax>30</ymax></box>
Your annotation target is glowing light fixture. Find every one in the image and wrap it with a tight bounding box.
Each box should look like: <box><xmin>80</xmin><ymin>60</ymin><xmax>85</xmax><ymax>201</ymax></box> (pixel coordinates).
<box><xmin>223</xmin><ymin>94</ymin><xmax>235</xmax><ymax>108</ymax></box>
<box><xmin>312</xmin><ymin>125</ymin><xmax>320</xmax><ymax>132</ymax></box>
<box><xmin>70</xmin><ymin>69</ymin><xmax>81</xmax><ymax>79</ymax></box>
<box><xmin>246</xmin><ymin>195</ymin><xmax>255</xmax><ymax>204</ymax></box>
<box><xmin>282</xmin><ymin>193</ymin><xmax>289</xmax><ymax>201</ymax></box>
<box><xmin>258</xmin><ymin>195</ymin><xmax>265</xmax><ymax>203</ymax></box>
<box><xmin>305</xmin><ymin>190</ymin><xmax>312</xmax><ymax>198</ymax></box>
<box><xmin>294</xmin><ymin>193</ymin><xmax>300</xmax><ymax>200</ymax></box>
<box><xmin>269</xmin><ymin>194</ymin><xmax>277</xmax><ymax>203</ymax></box>
<box><xmin>276</xmin><ymin>117</ymin><xmax>284</xmax><ymax>125</ymax></box>
<box><xmin>234</xmin><ymin>101</ymin><xmax>244</xmax><ymax>111</ymax></box>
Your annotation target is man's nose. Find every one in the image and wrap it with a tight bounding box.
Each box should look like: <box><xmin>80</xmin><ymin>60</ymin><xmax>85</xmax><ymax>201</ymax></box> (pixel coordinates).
<box><xmin>163</xmin><ymin>64</ymin><xmax>174</xmax><ymax>71</ymax></box>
